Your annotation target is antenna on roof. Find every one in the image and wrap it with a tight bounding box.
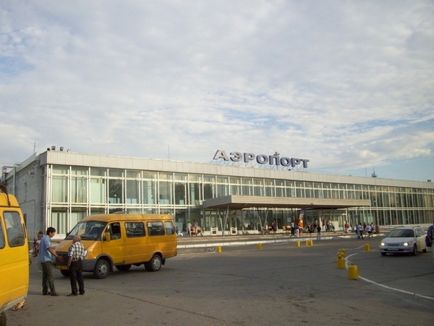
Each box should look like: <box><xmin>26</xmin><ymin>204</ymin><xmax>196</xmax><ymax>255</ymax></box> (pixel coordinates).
<box><xmin>371</xmin><ymin>169</ymin><xmax>377</xmax><ymax>178</ymax></box>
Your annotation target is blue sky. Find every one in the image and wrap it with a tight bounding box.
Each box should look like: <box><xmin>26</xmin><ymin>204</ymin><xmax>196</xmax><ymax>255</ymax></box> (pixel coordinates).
<box><xmin>0</xmin><ymin>0</ymin><xmax>433</xmax><ymax>181</ymax></box>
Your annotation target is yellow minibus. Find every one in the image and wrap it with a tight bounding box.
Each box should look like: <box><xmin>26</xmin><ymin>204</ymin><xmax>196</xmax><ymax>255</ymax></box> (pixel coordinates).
<box><xmin>0</xmin><ymin>186</ymin><xmax>29</xmax><ymax>325</ymax></box>
<box><xmin>55</xmin><ymin>214</ymin><xmax>177</xmax><ymax>278</ymax></box>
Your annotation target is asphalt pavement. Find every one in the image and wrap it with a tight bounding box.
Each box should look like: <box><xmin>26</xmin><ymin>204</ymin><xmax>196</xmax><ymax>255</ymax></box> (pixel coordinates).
<box><xmin>6</xmin><ymin>233</ymin><xmax>434</xmax><ymax>326</ymax></box>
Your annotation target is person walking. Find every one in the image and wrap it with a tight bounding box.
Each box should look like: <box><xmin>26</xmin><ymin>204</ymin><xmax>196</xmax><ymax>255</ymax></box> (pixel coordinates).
<box><xmin>38</xmin><ymin>227</ymin><xmax>59</xmax><ymax>296</ymax></box>
<box><xmin>67</xmin><ymin>235</ymin><xmax>87</xmax><ymax>296</ymax></box>
<box><xmin>316</xmin><ymin>223</ymin><xmax>321</xmax><ymax>240</ymax></box>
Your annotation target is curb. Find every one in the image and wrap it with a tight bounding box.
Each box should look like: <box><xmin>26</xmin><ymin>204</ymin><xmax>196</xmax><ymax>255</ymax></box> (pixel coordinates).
<box><xmin>177</xmin><ymin>234</ymin><xmax>384</xmax><ymax>249</ymax></box>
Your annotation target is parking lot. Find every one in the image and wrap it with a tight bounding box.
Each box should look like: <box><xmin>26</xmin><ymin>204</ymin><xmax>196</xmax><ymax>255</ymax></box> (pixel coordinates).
<box><xmin>7</xmin><ymin>238</ymin><xmax>434</xmax><ymax>326</ymax></box>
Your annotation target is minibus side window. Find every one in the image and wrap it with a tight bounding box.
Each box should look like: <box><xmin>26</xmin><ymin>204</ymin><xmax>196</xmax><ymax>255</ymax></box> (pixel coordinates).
<box><xmin>147</xmin><ymin>222</ymin><xmax>165</xmax><ymax>236</ymax></box>
<box><xmin>108</xmin><ymin>223</ymin><xmax>121</xmax><ymax>240</ymax></box>
<box><xmin>0</xmin><ymin>219</ymin><xmax>5</xmax><ymax>248</ymax></box>
<box><xmin>164</xmin><ymin>221</ymin><xmax>175</xmax><ymax>235</ymax></box>
<box><xmin>4</xmin><ymin>212</ymin><xmax>25</xmax><ymax>247</ymax></box>
<box><xmin>125</xmin><ymin>222</ymin><xmax>145</xmax><ymax>237</ymax></box>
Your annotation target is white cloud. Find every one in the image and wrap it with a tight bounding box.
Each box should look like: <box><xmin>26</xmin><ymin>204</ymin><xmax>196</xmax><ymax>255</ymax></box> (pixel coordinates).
<box><xmin>0</xmin><ymin>0</ymin><xmax>433</xmax><ymax>180</ymax></box>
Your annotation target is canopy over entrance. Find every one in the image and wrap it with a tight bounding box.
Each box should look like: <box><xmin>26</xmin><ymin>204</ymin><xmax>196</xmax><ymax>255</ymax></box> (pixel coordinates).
<box><xmin>203</xmin><ymin>195</ymin><xmax>371</xmax><ymax>210</ymax></box>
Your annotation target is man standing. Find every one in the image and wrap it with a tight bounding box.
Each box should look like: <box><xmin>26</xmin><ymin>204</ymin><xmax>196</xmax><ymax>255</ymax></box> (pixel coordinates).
<box><xmin>38</xmin><ymin>227</ymin><xmax>59</xmax><ymax>296</ymax></box>
<box><xmin>427</xmin><ymin>221</ymin><xmax>434</xmax><ymax>261</ymax></box>
<box><xmin>67</xmin><ymin>235</ymin><xmax>86</xmax><ymax>296</ymax></box>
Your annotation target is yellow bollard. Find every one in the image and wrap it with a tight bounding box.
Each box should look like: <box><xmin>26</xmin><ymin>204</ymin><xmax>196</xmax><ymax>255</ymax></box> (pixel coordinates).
<box><xmin>364</xmin><ymin>243</ymin><xmax>371</xmax><ymax>252</ymax></box>
<box><xmin>305</xmin><ymin>239</ymin><xmax>310</xmax><ymax>247</ymax></box>
<box><xmin>347</xmin><ymin>264</ymin><xmax>359</xmax><ymax>280</ymax></box>
<box><xmin>338</xmin><ymin>249</ymin><xmax>346</xmax><ymax>257</ymax></box>
<box><xmin>295</xmin><ymin>240</ymin><xmax>301</xmax><ymax>248</ymax></box>
<box><xmin>216</xmin><ymin>246</ymin><xmax>222</xmax><ymax>253</ymax></box>
<box><xmin>336</xmin><ymin>255</ymin><xmax>346</xmax><ymax>269</ymax></box>
<box><xmin>256</xmin><ymin>243</ymin><xmax>263</xmax><ymax>250</ymax></box>
<box><xmin>309</xmin><ymin>239</ymin><xmax>314</xmax><ymax>247</ymax></box>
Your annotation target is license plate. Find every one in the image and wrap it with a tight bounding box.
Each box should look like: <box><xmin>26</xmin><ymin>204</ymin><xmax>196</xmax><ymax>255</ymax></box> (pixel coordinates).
<box><xmin>58</xmin><ymin>265</ymin><xmax>68</xmax><ymax>270</ymax></box>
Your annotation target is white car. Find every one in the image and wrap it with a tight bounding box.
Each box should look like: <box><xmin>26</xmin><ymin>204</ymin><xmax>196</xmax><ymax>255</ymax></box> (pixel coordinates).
<box><xmin>379</xmin><ymin>226</ymin><xmax>427</xmax><ymax>256</ymax></box>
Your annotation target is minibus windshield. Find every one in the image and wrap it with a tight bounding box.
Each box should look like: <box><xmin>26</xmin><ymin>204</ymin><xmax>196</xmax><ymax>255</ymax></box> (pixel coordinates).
<box><xmin>66</xmin><ymin>221</ymin><xmax>107</xmax><ymax>240</ymax></box>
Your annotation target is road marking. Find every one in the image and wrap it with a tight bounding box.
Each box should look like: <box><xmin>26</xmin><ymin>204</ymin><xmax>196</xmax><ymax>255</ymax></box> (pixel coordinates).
<box><xmin>346</xmin><ymin>253</ymin><xmax>434</xmax><ymax>302</ymax></box>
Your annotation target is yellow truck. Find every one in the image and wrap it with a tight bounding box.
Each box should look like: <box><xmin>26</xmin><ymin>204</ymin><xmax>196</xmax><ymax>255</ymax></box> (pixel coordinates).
<box><xmin>55</xmin><ymin>213</ymin><xmax>177</xmax><ymax>278</ymax></box>
<box><xmin>0</xmin><ymin>186</ymin><xmax>29</xmax><ymax>326</ymax></box>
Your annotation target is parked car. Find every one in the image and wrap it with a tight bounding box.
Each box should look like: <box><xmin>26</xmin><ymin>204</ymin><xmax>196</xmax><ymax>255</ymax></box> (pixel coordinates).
<box><xmin>379</xmin><ymin>226</ymin><xmax>427</xmax><ymax>256</ymax></box>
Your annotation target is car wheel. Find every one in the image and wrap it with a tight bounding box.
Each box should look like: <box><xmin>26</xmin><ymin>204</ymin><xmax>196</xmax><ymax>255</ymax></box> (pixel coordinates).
<box><xmin>116</xmin><ymin>264</ymin><xmax>131</xmax><ymax>272</ymax></box>
<box><xmin>381</xmin><ymin>252</ymin><xmax>386</xmax><ymax>256</ymax></box>
<box><xmin>60</xmin><ymin>270</ymin><xmax>70</xmax><ymax>277</ymax></box>
<box><xmin>94</xmin><ymin>259</ymin><xmax>111</xmax><ymax>279</ymax></box>
<box><xmin>145</xmin><ymin>254</ymin><xmax>162</xmax><ymax>272</ymax></box>
<box><xmin>412</xmin><ymin>245</ymin><xmax>417</xmax><ymax>256</ymax></box>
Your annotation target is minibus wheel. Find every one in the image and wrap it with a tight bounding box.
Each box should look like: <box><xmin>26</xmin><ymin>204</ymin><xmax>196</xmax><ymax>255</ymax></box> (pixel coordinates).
<box><xmin>0</xmin><ymin>311</ymin><xmax>6</xmax><ymax>326</ymax></box>
<box><xmin>94</xmin><ymin>259</ymin><xmax>110</xmax><ymax>279</ymax></box>
<box><xmin>146</xmin><ymin>254</ymin><xmax>162</xmax><ymax>272</ymax></box>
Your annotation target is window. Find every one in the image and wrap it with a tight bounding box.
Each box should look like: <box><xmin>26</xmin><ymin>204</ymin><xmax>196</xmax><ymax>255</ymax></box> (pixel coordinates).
<box><xmin>71</xmin><ymin>177</ymin><xmax>87</xmax><ymax>203</ymax></box>
<box><xmin>109</xmin><ymin>179</ymin><xmax>123</xmax><ymax>204</ymax></box>
<box><xmin>90</xmin><ymin>178</ymin><xmax>106</xmax><ymax>203</ymax></box>
<box><xmin>0</xmin><ymin>221</ymin><xmax>4</xmax><ymax>248</ymax></box>
<box><xmin>4</xmin><ymin>212</ymin><xmax>25</xmax><ymax>247</ymax></box>
<box><xmin>125</xmin><ymin>222</ymin><xmax>145</xmax><ymax>237</ymax></box>
<box><xmin>52</xmin><ymin>176</ymin><xmax>68</xmax><ymax>202</ymax></box>
<box><xmin>126</xmin><ymin>180</ymin><xmax>139</xmax><ymax>204</ymax></box>
<box><xmin>66</xmin><ymin>221</ymin><xmax>107</xmax><ymax>240</ymax></box>
<box><xmin>108</xmin><ymin>222</ymin><xmax>121</xmax><ymax>240</ymax></box>
<box><xmin>164</xmin><ymin>221</ymin><xmax>175</xmax><ymax>235</ymax></box>
<box><xmin>147</xmin><ymin>221</ymin><xmax>165</xmax><ymax>236</ymax></box>
<box><xmin>159</xmin><ymin>181</ymin><xmax>172</xmax><ymax>204</ymax></box>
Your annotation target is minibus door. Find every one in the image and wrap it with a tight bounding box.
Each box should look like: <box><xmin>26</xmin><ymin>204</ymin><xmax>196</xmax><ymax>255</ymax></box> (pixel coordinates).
<box><xmin>102</xmin><ymin>222</ymin><xmax>124</xmax><ymax>264</ymax></box>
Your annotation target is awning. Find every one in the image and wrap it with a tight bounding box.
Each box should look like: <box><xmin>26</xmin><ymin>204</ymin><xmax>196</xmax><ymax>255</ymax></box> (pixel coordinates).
<box><xmin>203</xmin><ymin>195</ymin><xmax>371</xmax><ymax>210</ymax></box>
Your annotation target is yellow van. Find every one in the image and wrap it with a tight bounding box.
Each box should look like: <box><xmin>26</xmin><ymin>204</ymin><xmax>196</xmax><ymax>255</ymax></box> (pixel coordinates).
<box><xmin>0</xmin><ymin>186</ymin><xmax>29</xmax><ymax>325</ymax></box>
<box><xmin>55</xmin><ymin>214</ymin><xmax>177</xmax><ymax>278</ymax></box>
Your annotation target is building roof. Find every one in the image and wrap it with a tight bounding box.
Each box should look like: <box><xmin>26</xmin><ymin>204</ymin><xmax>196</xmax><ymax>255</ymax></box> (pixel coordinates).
<box><xmin>8</xmin><ymin>150</ymin><xmax>433</xmax><ymax>189</ymax></box>
<box><xmin>203</xmin><ymin>195</ymin><xmax>371</xmax><ymax>210</ymax></box>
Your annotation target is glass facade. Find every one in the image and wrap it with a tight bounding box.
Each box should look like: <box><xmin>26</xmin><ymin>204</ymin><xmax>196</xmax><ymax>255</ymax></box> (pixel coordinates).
<box><xmin>46</xmin><ymin>164</ymin><xmax>434</xmax><ymax>235</ymax></box>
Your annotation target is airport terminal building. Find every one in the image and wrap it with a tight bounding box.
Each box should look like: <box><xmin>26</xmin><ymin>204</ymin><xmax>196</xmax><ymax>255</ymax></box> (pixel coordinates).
<box><xmin>2</xmin><ymin>148</ymin><xmax>434</xmax><ymax>238</ymax></box>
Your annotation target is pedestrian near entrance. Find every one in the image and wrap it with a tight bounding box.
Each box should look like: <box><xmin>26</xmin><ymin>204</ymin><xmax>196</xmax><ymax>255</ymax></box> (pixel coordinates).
<box><xmin>316</xmin><ymin>224</ymin><xmax>321</xmax><ymax>240</ymax></box>
<box><xmin>426</xmin><ymin>221</ymin><xmax>434</xmax><ymax>261</ymax></box>
<box><xmin>38</xmin><ymin>227</ymin><xmax>59</xmax><ymax>296</ymax></box>
<box><xmin>67</xmin><ymin>235</ymin><xmax>87</xmax><ymax>296</ymax></box>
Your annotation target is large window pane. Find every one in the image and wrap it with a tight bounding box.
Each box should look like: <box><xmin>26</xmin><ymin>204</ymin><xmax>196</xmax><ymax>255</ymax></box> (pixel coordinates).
<box><xmin>159</xmin><ymin>181</ymin><xmax>172</xmax><ymax>204</ymax></box>
<box><xmin>71</xmin><ymin>167</ymin><xmax>88</xmax><ymax>176</ymax></box>
<box><xmin>109</xmin><ymin>179</ymin><xmax>123</xmax><ymax>204</ymax></box>
<box><xmin>189</xmin><ymin>183</ymin><xmax>200</xmax><ymax>205</ymax></box>
<box><xmin>52</xmin><ymin>165</ymin><xmax>69</xmax><ymax>174</ymax></box>
<box><xmin>90</xmin><ymin>178</ymin><xmax>106</xmax><ymax>204</ymax></box>
<box><xmin>175</xmin><ymin>183</ymin><xmax>186</xmax><ymax>205</ymax></box>
<box><xmin>71</xmin><ymin>177</ymin><xmax>87</xmax><ymax>203</ymax></box>
<box><xmin>143</xmin><ymin>180</ymin><xmax>156</xmax><ymax>204</ymax></box>
<box><xmin>51</xmin><ymin>209</ymin><xmax>67</xmax><ymax>234</ymax></box>
<box><xmin>127</xmin><ymin>180</ymin><xmax>139</xmax><ymax>204</ymax></box>
<box><xmin>52</xmin><ymin>176</ymin><xmax>68</xmax><ymax>202</ymax></box>
<box><xmin>203</xmin><ymin>184</ymin><xmax>213</xmax><ymax>200</ymax></box>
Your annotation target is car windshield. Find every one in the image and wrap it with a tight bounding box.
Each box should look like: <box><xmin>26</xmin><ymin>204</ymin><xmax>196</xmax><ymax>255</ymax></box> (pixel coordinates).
<box><xmin>65</xmin><ymin>221</ymin><xmax>107</xmax><ymax>240</ymax></box>
<box><xmin>388</xmin><ymin>229</ymin><xmax>414</xmax><ymax>238</ymax></box>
